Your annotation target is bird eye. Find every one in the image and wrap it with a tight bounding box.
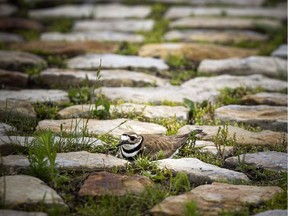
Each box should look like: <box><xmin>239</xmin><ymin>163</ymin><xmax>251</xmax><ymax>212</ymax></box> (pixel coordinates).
<box><xmin>130</xmin><ymin>136</ymin><xmax>136</xmax><ymax>141</ymax></box>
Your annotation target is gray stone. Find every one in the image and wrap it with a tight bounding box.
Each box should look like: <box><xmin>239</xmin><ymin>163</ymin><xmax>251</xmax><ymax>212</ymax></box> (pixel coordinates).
<box><xmin>29</xmin><ymin>4</ymin><xmax>94</xmax><ymax>19</ymax></box>
<box><xmin>156</xmin><ymin>158</ymin><xmax>249</xmax><ymax>184</ymax></box>
<box><xmin>148</xmin><ymin>0</ymin><xmax>264</xmax><ymax>6</ymax></box>
<box><xmin>0</xmin><ymin>123</ymin><xmax>16</xmax><ymax>136</ymax></box>
<box><xmin>94</xmin><ymin>4</ymin><xmax>151</xmax><ymax>19</ymax></box>
<box><xmin>214</xmin><ymin>105</ymin><xmax>288</xmax><ymax>132</ymax></box>
<box><xmin>40</xmin><ymin>68</ymin><xmax>168</xmax><ymax>88</ymax></box>
<box><xmin>0</xmin><ymin>4</ymin><xmax>17</xmax><ymax>17</ymax></box>
<box><xmin>0</xmin><ymin>51</ymin><xmax>46</xmax><ymax>71</ymax></box>
<box><xmin>36</xmin><ymin>118</ymin><xmax>167</xmax><ymax>137</ymax></box>
<box><xmin>165</xmin><ymin>7</ymin><xmax>287</xmax><ymax>19</ymax></box>
<box><xmin>197</xmin><ymin>56</ymin><xmax>287</xmax><ymax>78</ymax></box>
<box><xmin>1</xmin><ymin>151</ymin><xmax>128</xmax><ymax>171</ymax></box>
<box><xmin>253</xmin><ymin>210</ymin><xmax>288</xmax><ymax>216</ymax></box>
<box><xmin>0</xmin><ymin>32</ymin><xmax>24</xmax><ymax>42</ymax></box>
<box><xmin>0</xmin><ymin>89</ymin><xmax>70</xmax><ymax>104</ymax></box>
<box><xmin>164</xmin><ymin>30</ymin><xmax>267</xmax><ymax>43</ymax></box>
<box><xmin>57</xmin><ymin>104</ymin><xmax>96</xmax><ymax>119</ymax></box>
<box><xmin>95</xmin><ymin>85</ymin><xmax>219</xmax><ymax>104</ymax></box>
<box><xmin>0</xmin><ymin>69</ymin><xmax>28</xmax><ymax>88</ymax></box>
<box><xmin>225</xmin><ymin>151</ymin><xmax>287</xmax><ymax>172</ymax></box>
<box><xmin>271</xmin><ymin>44</ymin><xmax>287</xmax><ymax>59</ymax></box>
<box><xmin>0</xmin><ymin>99</ymin><xmax>36</xmax><ymax>119</ymax></box>
<box><xmin>0</xmin><ymin>210</ymin><xmax>47</xmax><ymax>216</ymax></box>
<box><xmin>73</xmin><ymin>19</ymin><xmax>154</xmax><ymax>32</ymax></box>
<box><xmin>150</xmin><ymin>182</ymin><xmax>283</xmax><ymax>216</ymax></box>
<box><xmin>169</xmin><ymin>17</ymin><xmax>282</xmax><ymax>30</ymax></box>
<box><xmin>177</xmin><ymin>125</ymin><xmax>287</xmax><ymax>148</ymax></box>
<box><xmin>241</xmin><ymin>92</ymin><xmax>287</xmax><ymax>106</ymax></box>
<box><xmin>181</xmin><ymin>74</ymin><xmax>287</xmax><ymax>92</ymax></box>
<box><xmin>67</xmin><ymin>53</ymin><xmax>169</xmax><ymax>71</ymax></box>
<box><xmin>0</xmin><ymin>175</ymin><xmax>66</xmax><ymax>207</ymax></box>
<box><xmin>194</xmin><ymin>140</ymin><xmax>234</xmax><ymax>158</ymax></box>
<box><xmin>41</xmin><ymin>31</ymin><xmax>144</xmax><ymax>43</ymax></box>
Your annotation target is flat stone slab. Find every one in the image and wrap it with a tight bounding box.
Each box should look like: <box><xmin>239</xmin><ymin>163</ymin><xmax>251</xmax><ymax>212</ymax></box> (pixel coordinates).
<box><xmin>1</xmin><ymin>151</ymin><xmax>128</xmax><ymax>171</ymax></box>
<box><xmin>149</xmin><ymin>0</ymin><xmax>264</xmax><ymax>6</ymax></box>
<box><xmin>197</xmin><ymin>56</ymin><xmax>287</xmax><ymax>78</ymax></box>
<box><xmin>41</xmin><ymin>31</ymin><xmax>144</xmax><ymax>43</ymax></box>
<box><xmin>225</xmin><ymin>151</ymin><xmax>287</xmax><ymax>172</ymax></box>
<box><xmin>253</xmin><ymin>210</ymin><xmax>288</xmax><ymax>216</ymax></box>
<box><xmin>271</xmin><ymin>44</ymin><xmax>287</xmax><ymax>59</ymax></box>
<box><xmin>194</xmin><ymin>140</ymin><xmax>234</xmax><ymax>158</ymax></box>
<box><xmin>95</xmin><ymin>85</ymin><xmax>219</xmax><ymax>104</ymax></box>
<box><xmin>11</xmin><ymin>41</ymin><xmax>118</xmax><ymax>57</ymax></box>
<box><xmin>177</xmin><ymin>125</ymin><xmax>287</xmax><ymax>148</ymax></box>
<box><xmin>29</xmin><ymin>4</ymin><xmax>94</xmax><ymax>19</ymax></box>
<box><xmin>0</xmin><ymin>50</ymin><xmax>46</xmax><ymax>71</ymax></box>
<box><xmin>0</xmin><ymin>123</ymin><xmax>16</xmax><ymax>136</ymax></box>
<box><xmin>0</xmin><ymin>210</ymin><xmax>47</xmax><ymax>216</ymax></box>
<box><xmin>36</xmin><ymin>118</ymin><xmax>167</xmax><ymax>137</ymax></box>
<box><xmin>0</xmin><ymin>175</ymin><xmax>66</xmax><ymax>207</ymax></box>
<box><xmin>73</xmin><ymin>19</ymin><xmax>154</xmax><ymax>32</ymax></box>
<box><xmin>58</xmin><ymin>103</ymin><xmax>189</xmax><ymax>121</ymax></box>
<box><xmin>150</xmin><ymin>182</ymin><xmax>283</xmax><ymax>216</ymax></box>
<box><xmin>0</xmin><ymin>136</ymin><xmax>105</xmax><ymax>156</ymax></box>
<box><xmin>0</xmin><ymin>99</ymin><xmax>36</xmax><ymax>119</ymax></box>
<box><xmin>139</xmin><ymin>43</ymin><xmax>257</xmax><ymax>62</ymax></box>
<box><xmin>156</xmin><ymin>158</ymin><xmax>249</xmax><ymax>184</ymax></box>
<box><xmin>165</xmin><ymin>7</ymin><xmax>287</xmax><ymax>19</ymax></box>
<box><xmin>169</xmin><ymin>17</ymin><xmax>282</xmax><ymax>30</ymax></box>
<box><xmin>0</xmin><ymin>18</ymin><xmax>43</xmax><ymax>31</ymax></box>
<box><xmin>241</xmin><ymin>92</ymin><xmax>287</xmax><ymax>106</ymax></box>
<box><xmin>0</xmin><ymin>32</ymin><xmax>24</xmax><ymax>42</ymax></box>
<box><xmin>94</xmin><ymin>4</ymin><xmax>151</xmax><ymax>19</ymax></box>
<box><xmin>0</xmin><ymin>4</ymin><xmax>17</xmax><ymax>17</ymax></box>
<box><xmin>181</xmin><ymin>74</ymin><xmax>287</xmax><ymax>92</ymax></box>
<box><xmin>164</xmin><ymin>30</ymin><xmax>267</xmax><ymax>43</ymax></box>
<box><xmin>214</xmin><ymin>105</ymin><xmax>288</xmax><ymax>132</ymax></box>
<box><xmin>78</xmin><ymin>171</ymin><xmax>153</xmax><ymax>197</ymax></box>
<box><xmin>0</xmin><ymin>69</ymin><xmax>28</xmax><ymax>88</ymax></box>
<box><xmin>40</xmin><ymin>68</ymin><xmax>168</xmax><ymax>88</ymax></box>
<box><xmin>0</xmin><ymin>89</ymin><xmax>70</xmax><ymax>104</ymax></box>
<box><xmin>67</xmin><ymin>53</ymin><xmax>169</xmax><ymax>71</ymax></box>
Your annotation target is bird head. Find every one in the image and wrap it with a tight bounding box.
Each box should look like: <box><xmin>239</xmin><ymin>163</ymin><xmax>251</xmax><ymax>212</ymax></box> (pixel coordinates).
<box><xmin>118</xmin><ymin>132</ymin><xmax>142</xmax><ymax>146</ymax></box>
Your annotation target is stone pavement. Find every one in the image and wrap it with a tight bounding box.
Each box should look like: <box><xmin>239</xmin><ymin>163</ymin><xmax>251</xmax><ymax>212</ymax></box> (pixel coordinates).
<box><xmin>0</xmin><ymin>0</ymin><xmax>287</xmax><ymax>215</ymax></box>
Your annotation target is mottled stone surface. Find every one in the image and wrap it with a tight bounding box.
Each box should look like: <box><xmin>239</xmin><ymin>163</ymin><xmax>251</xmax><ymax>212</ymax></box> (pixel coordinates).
<box><xmin>271</xmin><ymin>44</ymin><xmax>287</xmax><ymax>59</ymax></box>
<box><xmin>156</xmin><ymin>158</ymin><xmax>249</xmax><ymax>184</ymax></box>
<box><xmin>198</xmin><ymin>56</ymin><xmax>287</xmax><ymax>78</ymax></box>
<box><xmin>139</xmin><ymin>43</ymin><xmax>257</xmax><ymax>62</ymax></box>
<box><xmin>78</xmin><ymin>171</ymin><xmax>153</xmax><ymax>197</ymax></box>
<box><xmin>0</xmin><ymin>89</ymin><xmax>70</xmax><ymax>104</ymax></box>
<box><xmin>181</xmin><ymin>74</ymin><xmax>287</xmax><ymax>92</ymax></box>
<box><xmin>178</xmin><ymin>125</ymin><xmax>287</xmax><ymax>148</ymax></box>
<box><xmin>57</xmin><ymin>104</ymin><xmax>96</xmax><ymax>119</ymax></box>
<box><xmin>0</xmin><ymin>18</ymin><xmax>43</xmax><ymax>31</ymax></box>
<box><xmin>169</xmin><ymin>17</ymin><xmax>282</xmax><ymax>30</ymax></box>
<box><xmin>0</xmin><ymin>210</ymin><xmax>47</xmax><ymax>216</ymax></box>
<box><xmin>0</xmin><ymin>123</ymin><xmax>16</xmax><ymax>136</ymax></box>
<box><xmin>0</xmin><ymin>4</ymin><xmax>17</xmax><ymax>17</ymax></box>
<box><xmin>214</xmin><ymin>105</ymin><xmax>288</xmax><ymax>132</ymax></box>
<box><xmin>0</xmin><ymin>175</ymin><xmax>66</xmax><ymax>207</ymax></box>
<box><xmin>0</xmin><ymin>32</ymin><xmax>24</xmax><ymax>42</ymax></box>
<box><xmin>165</xmin><ymin>7</ymin><xmax>287</xmax><ymax>19</ymax></box>
<box><xmin>36</xmin><ymin>118</ymin><xmax>167</xmax><ymax>137</ymax></box>
<box><xmin>40</xmin><ymin>68</ymin><xmax>168</xmax><ymax>88</ymax></box>
<box><xmin>241</xmin><ymin>92</ymin><xmax>287</xmax><ymax>106</ymax></box>
<box><xmin>0</xmin><ymin>99</ymin><xmax>36</xmax><ymax>119</ymax></box>
<box><xmin>150</xmin><ymin>182</ymin><xmax>283</xmax><ymax>216</ymax></box>
<box><xmin>73</xmin><ymin>19</ymin><xmax>154</xmax><ymax>32</ymax></box>
<box><xmin>94</xmin><ymin>4</ymin><xmax>151</xmax><ymax>19</ymax></box>
<box><xmin>253</xmin><ymin>210</ymin><xmax>288</xmax><ymax>216</ymax></box>
<box><xmin>0</xmin><ymin>69</ymin><xmax>28</xmax><ymax>88</ymax></box>
<box><xmin>41</xmin><ymin>31</ymin><xmax>144</xmax><ymax>43</ymax></box>
<box><xmin>0</xmin><ymin>50</ymin><xmax>46</xmax><ymax>71</ymax></box>
<box><xmin>67</xmin><ymin>53</ymin><xmax>169</xmax><ymax>71</ymax></box>
<box><xmin>225</xmin><ymin>151</ymin><xmax>287</xmax><ymax>172</ymax></box>
<box><xmin>1</xmin><ymin>151</ymin><xmax>128</xmax><ymax>171</ymax></box>
<box><xmin>194</xmin><ymin>140</ymin><xmax>234</xmax><ymax>158</ymax></box>
<box><xmin>11</xmin><ymin>41</ymin><xmax>118</xmax><ymax>57</ymax></box>
<box><xmin>164</xmin><ymin>30</ymin><xmax>267</xmax><ymax>43</ymax></box>
<box><xmin>149</xmin><ymin>0</ymin><xmax>264</xmax><ymax>6</ymax></box>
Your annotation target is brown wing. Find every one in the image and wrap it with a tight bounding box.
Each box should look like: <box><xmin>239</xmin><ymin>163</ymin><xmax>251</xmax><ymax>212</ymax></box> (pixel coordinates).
<box><xmin>141</xmin><ymin>133</ymin><xmax>190</xmax><ymax>159</ymax></box>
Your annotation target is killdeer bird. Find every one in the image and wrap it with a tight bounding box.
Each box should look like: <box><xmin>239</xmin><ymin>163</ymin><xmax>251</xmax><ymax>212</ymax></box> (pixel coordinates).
<box><xmin>117</xmin><ymin>130</ymin><xmax>203</xmax><ymax>160</ymax></box>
